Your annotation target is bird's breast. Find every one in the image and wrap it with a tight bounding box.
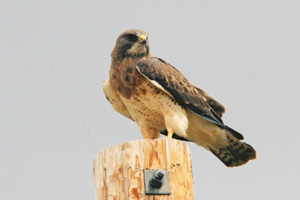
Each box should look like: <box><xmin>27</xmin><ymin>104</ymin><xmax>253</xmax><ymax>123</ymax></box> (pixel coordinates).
<box><xmin>119</xmin><ymin>80</ymin><xmax>168</xmax><ymax>130</ymax></box>
<box><xmin>110</xmin><ymin>58</ymin><xmax>146</xmax><ymax>99</ymax></box>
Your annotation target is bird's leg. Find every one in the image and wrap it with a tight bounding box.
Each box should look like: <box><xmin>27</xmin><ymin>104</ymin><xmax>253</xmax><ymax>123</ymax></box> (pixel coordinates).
<box><xmin>167</xmin><ymin>127</ymin><xmax>174</xmax><ymax>139</ymax></box>
<box><xmin>139</xmin><ymin>126</ymin><xmax>160</xmax><ymax>139</ymax></box>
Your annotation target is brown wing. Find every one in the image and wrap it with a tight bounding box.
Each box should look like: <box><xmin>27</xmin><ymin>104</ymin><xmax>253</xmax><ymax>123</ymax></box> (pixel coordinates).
<box><xmin>136</xmin><ymin>57</ymin><xmax>224</xmax><ymax>126</ymax></box>
<box><xmin>195</xmin><ymin>87</ymin><xmax>226</xmax><ymax>118</ymax></box>
<box><xmin>136</xmin><ymin>57</ymin><xmax>244</xmax><ymax>140</ymax></box>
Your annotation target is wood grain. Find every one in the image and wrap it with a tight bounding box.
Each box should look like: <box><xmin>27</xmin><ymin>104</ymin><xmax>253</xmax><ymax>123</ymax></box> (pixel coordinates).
<box><xmin>93</xmin><ymin>138</ymin><xmax>194</xmax><ymax>200</ymax></box>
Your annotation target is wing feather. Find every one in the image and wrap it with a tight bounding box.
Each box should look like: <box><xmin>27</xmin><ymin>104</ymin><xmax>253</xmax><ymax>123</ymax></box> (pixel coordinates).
<box><xmin>136</xmin><ymin>58</ymin><xmax>224</xmax><ymax>126</ymax></box>
<box><xmin>195</xmin><ymin>87</ymin><xmax>226</xmax><ymax>117</ymax></box>
<box><xmin>136</xmin><ymin>57</ymin><xmax>244</xmax><ymax>140</ymax></box>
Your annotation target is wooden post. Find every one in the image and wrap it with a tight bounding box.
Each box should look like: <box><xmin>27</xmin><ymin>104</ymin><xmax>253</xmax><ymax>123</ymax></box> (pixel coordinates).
<box><xmin>93</xmin><ymin>138</ymin><xmax>194</xmax><ymax>200</ymax></box>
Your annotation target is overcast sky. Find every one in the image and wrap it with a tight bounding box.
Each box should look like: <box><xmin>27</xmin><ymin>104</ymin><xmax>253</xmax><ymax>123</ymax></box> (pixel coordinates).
<box><xmin>1</xmin><ymin>1</ymin><xmax>300</xmax><ymax>199</ymax></box>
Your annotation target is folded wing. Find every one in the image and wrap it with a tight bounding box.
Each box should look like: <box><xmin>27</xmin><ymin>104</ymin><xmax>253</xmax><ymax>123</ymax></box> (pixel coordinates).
<box><xmin>136</xmin><ymin>57</ymin><xmax>243</xmax><ymax>140</ymax></box>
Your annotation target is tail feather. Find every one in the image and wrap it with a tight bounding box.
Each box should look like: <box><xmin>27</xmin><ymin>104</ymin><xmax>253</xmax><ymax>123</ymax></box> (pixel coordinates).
<box><xmin>209</xmin><ymin>134</ymin><xmax>256</xmax><ymax>167</ymax></box>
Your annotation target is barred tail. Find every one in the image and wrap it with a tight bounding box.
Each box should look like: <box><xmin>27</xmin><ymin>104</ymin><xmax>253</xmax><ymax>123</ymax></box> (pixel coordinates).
<box><xmin>209</xmin><ymin>133</ymin><xmax>256</xmax><ymax>167</ymax></box>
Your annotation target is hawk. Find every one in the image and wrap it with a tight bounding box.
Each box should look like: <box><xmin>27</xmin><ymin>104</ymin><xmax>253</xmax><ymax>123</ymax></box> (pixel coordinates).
<box><xmin>104</xmin><ymin>29</ymin><xmax>256</xmax><ymax>167</ymax></box>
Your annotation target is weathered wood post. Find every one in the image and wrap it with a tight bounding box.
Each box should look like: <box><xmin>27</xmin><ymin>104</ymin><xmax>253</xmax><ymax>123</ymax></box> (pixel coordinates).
<box><xmin>93</xmin><ymin>138</ymin><xmax>194</xmax><ymax>200</ymax></box>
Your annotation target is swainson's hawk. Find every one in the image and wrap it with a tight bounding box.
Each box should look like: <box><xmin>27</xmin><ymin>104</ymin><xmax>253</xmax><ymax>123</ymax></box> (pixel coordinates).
<box><xmin>103</xmin><ymin>29</ymin><xmax>256</xmax><ymax>167</ymax></box>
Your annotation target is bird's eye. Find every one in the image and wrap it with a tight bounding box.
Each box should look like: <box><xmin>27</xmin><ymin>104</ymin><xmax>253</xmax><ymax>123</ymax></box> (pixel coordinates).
<box><xmin>126</xmin><ymin>34</ymin><xmax>138</xmax><ymax>42</ymax></box>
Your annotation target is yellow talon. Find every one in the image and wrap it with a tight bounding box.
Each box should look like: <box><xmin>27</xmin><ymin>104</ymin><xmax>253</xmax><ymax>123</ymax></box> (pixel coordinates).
<box><xmin>167</xmin><ymin>131</ymin><xmax>173</xmax><ymax>139</ymax></box>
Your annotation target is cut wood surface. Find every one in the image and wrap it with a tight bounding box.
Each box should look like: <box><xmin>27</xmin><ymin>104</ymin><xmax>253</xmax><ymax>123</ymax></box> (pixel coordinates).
<box><xmin>93</xmin><ymin>138</ymin><xmax>194</xmax><ymax>200</ymax></box>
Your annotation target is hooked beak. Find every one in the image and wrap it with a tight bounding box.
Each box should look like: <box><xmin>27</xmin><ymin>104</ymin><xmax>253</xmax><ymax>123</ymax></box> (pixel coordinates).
<box><xmin>139</xmin><ymin>34</ymin><xmax>147</xmax><ymax>45</ymax></box>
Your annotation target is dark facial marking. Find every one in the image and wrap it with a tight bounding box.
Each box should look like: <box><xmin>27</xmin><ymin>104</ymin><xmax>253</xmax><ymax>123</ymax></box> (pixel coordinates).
<box><xmin>125</xmin><ymin>34</ymin><xmax>138</xmax><ymax>42</ymax></box>
<box><xmin>116</xmin><ymin>31</ymin><xmax>149</xmax><ymax>58</ymax></box>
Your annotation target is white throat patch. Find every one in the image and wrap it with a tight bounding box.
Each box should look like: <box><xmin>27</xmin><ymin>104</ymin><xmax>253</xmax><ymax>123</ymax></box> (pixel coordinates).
<box><xmin>127</xmin><ymin>43</ymin><xmax>147</xmax><ymax>56</ymax></box>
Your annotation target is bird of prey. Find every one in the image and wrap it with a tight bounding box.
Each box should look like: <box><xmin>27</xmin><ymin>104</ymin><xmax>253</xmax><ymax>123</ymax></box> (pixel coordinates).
<box><xmin>103</xmin><ymin>29</ymin><xmax>256</xmax><ymax>167</ymax></box>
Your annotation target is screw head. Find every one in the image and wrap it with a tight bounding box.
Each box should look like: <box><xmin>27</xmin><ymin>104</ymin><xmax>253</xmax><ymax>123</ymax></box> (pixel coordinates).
<box><xmin>144</xmin><ymin>170</ymin><xmax>170</xmax><ymax>195</ymax></box>
<box><xmin>156</xmin><ymin>170</ymin><xmax>165</xmax><ymax>180</ymax></box>
<box><xmin>150</xmin><ymin>170</ymin><xmax>165</xmax><ymax>188</ymax></box>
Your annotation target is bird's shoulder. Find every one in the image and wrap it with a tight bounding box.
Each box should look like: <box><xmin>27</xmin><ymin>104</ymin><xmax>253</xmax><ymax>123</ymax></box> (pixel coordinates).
<box><xmin>136</xmin><ymin>57</ymin><xmax>224</xmax><ymax>126</ymax></box>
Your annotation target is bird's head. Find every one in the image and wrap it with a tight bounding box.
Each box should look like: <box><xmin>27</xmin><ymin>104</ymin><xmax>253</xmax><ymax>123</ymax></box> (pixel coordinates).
<box><xmin>111</xmin><ymin>29</ymin><xmax>150</xmax><ymax>59</ymax></box>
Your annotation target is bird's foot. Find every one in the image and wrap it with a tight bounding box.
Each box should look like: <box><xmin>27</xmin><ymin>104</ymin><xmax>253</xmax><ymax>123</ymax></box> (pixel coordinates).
<box><xmin>167</xmin><ymin>131</ymin><xmax>173</xmax><ymax>139</ymax></box>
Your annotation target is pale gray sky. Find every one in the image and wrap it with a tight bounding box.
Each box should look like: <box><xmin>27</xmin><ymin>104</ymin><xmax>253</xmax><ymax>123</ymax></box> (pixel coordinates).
<box><xmin>1</xmin><ymin>1</ymin><xmax>300</xmax><ymax>199</ymax></box>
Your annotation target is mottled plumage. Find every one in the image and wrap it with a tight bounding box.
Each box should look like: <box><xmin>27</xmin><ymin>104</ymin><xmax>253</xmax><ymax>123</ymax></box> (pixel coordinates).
<box><xmin>103</xmin><ymin>29</ymin><xmax>256</xmax><ymax>167</ymax></box>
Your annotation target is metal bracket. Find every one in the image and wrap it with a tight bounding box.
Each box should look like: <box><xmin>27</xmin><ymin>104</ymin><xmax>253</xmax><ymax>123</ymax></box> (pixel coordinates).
<box><xmin>144</xmin><ymin>169</ymin><xmax>170</xmax><ymax>195</ymax></box>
